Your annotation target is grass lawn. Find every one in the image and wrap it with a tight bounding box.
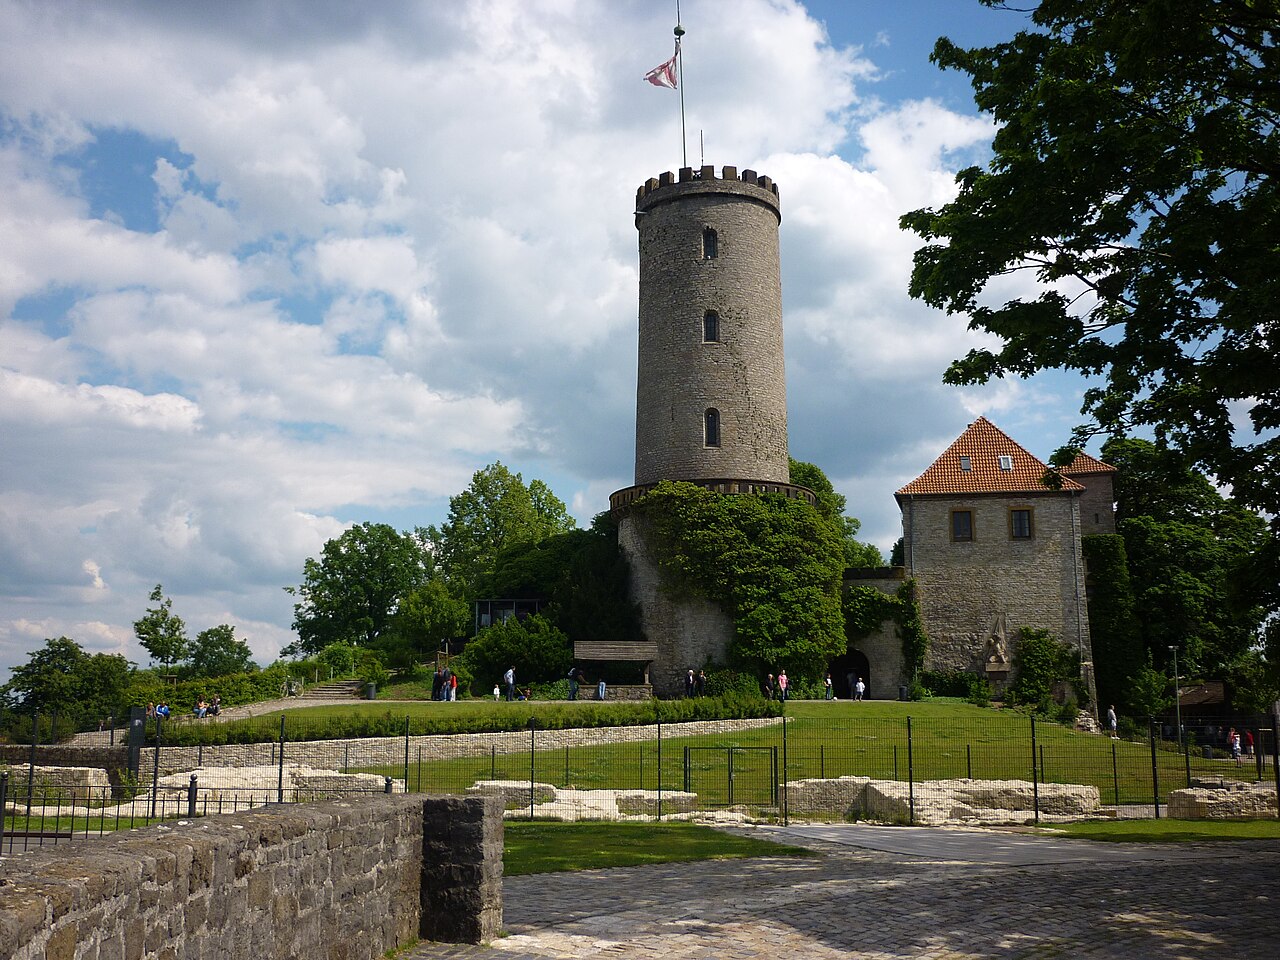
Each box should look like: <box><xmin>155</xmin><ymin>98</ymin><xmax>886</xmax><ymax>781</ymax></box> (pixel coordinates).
<box><xmin>503</xmin><ymin>820</ymin><xmax>815</xmax><ymax>874</ymax></box>
<box><xmin>1039</xmin><ymin>818</ymin><xmax>1280</xmax><ymax>843</ymax></box>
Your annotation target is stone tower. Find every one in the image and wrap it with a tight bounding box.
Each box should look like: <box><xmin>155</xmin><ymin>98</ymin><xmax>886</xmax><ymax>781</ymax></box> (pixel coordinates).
<box><xmin>611</xmin><ymin>166</ymin><xmax>812</xmax><ymax>696</ymax></box>
<box><xmin>632</xmin><ymin>165</ymin><xmax>790</xmax><ymax>485</ymax></box>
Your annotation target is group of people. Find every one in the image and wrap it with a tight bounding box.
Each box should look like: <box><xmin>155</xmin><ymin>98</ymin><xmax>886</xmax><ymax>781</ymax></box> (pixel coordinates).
<box><xmin>684</xmin><ymin>669</ymin><xmax>707</xmax><ymax>697</ymax></box>
<box><xmin>431</xmin><ymin>665</ymin><xmax>459</xmax><ymax>701</ymax></box>
<box><xmin>1227</xmin><ymin>726</ymin><xmax>1254</xmax><ymax>765</ymax></box>
<box><xmin>765</xmin><ymin>671</ymin><xmax>864</xmax><ymax>701</ymax></box>
<box><xmin>763</xmin><ymin>671</ymin><xmax>791</xmax><ymax>701</ymax></box>
<box><xmin>143</xmin><ymin>696</ymin><xmax>220</xmax><ymax>721</ymax></box>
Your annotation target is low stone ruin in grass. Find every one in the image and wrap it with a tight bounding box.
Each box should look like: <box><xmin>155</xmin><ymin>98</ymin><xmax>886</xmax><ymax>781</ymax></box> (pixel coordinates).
<box><xmin>465</xmin><ymin>780</ymin><xmax>699</xmax><ymax>820</ymax></box>
<box><xmin>784</xmin><ymin>776</ymin><xmax>1102</xmax><ymax>825</ymax></box>
<box><xmin>1167</xmin><ymin>777</ymin><xmax>1278</xmax><ymax>819</ymax></box>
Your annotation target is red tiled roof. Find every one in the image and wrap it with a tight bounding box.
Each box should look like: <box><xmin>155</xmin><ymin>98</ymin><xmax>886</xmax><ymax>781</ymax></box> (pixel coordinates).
<box><xmin>895</xmin><ymin>417</ymin><xmax>1085</xmax><ymax>497</ymax></box>
<box><xmin>1063</xmin><ymin>450</ymin><xmax>1117</xmax><ymax>475</ymax></box>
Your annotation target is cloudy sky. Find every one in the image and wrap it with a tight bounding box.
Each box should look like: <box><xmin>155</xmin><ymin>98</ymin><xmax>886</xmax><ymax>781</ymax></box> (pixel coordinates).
<box><xmin>0</xmin><ymin>0</ymin><xmax>1099</xmax><ymax>677</ymax></box>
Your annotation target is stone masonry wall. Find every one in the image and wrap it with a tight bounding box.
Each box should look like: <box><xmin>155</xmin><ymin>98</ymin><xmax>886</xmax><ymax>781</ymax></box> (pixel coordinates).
<box><xmin>843</xmin><ymin>573</ymin><xmax>907</xmax><ymax>700</ymax></box>
<box><xmin>904</xmin><ymin>493</ymin><xmax>1093</xmax><ymax>678</ymax></box>
<box><xmin>0</xmin><ymin>794</ymin><xmax>503</xmax><ymax>959</ymax></box>
<box><xmin>634</xmin><ymin>168</ymin><xmax>789</xmax><ymax>486</ymax></box>
<box><xmin>617</xmin><ymin>512</ymin><xmax>735</xmax><ymax>697</ymax></box>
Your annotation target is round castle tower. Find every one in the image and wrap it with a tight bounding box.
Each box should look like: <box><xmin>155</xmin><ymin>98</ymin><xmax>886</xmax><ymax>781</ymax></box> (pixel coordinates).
<box><xmin>610</xmin><ymin>166</ymin><xmax>812</xmax><ymax>697</ymax></box>
<box><xmin>632</xmin><ymin>165</ymin><xmax>790</xmax><ymax>486</ymax></box>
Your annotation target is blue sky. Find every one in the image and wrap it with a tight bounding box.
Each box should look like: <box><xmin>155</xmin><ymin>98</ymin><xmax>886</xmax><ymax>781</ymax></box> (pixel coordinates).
<box><xmin>0</xmin><ymin>0</ymin><xmax>1098</xmax><ymax>677</ymax></box>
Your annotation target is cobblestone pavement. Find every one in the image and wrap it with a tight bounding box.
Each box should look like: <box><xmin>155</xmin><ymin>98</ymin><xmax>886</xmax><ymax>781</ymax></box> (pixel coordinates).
<box><xmin>405</xmin><ymin>824</ymin><xmax>1280</xmax><ymax>960</ymax></box>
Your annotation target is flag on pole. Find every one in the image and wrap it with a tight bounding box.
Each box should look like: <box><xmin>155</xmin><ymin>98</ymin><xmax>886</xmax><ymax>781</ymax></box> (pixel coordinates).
<box><xmin>644</xmin><ymin>46</ymin><xmax>679</xmax><ymax>89</ymax></box>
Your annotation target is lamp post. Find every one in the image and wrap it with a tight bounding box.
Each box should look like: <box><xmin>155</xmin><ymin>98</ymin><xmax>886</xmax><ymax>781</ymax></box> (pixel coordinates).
<box><xmin>1169</xmin><ymin>645</ymin><xmax>1183</xmax><ymax>754</ymax></box>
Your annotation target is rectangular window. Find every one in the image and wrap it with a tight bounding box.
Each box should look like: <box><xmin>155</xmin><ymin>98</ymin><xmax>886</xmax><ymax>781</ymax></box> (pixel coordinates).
<box><xmin>998</xmin><ymin>455</ymin><xmax>1013</xmax><ymax>471</ymax></box>
<box><xmin>959</xmin><ymin>456</ymin><xmax>971</xmax><ymax>472</ymax></box>
<box><xmin>703</xmin><ymin>311</ymin><xmax>720</xmax><ymax>342</ymax></box>
<box><xmin>1010</xmin><ymin>508</ymin><xmax>1033</xmax><ymax>539</ymax></box>
<box><xmin>703</xmin><ymin>227</ymin><xmax>718</xmax><ymax>260</ymax></box>
<box><xmin>951</xmin><ymin>510</ymin><xmax>973</xmax><ymax>542</ymax></box>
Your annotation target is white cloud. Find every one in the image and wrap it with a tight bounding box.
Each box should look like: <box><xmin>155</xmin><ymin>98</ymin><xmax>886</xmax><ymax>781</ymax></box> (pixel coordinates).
<box><xmin>0</xmin><ymin>0</ymin><xmax>1077</xmax><ymax>680</ymax></box>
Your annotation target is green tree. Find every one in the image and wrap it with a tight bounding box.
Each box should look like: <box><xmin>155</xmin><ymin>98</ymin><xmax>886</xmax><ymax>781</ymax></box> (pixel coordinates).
<box><xmin>423</xmin><ymin>462</ymin><xmax>576</xmax><ymax>591</ymax></box>
<box><xmin>480</xmin><ymin>512</ymin><xmax>642</xmax><ymax>642</ymax></box>
<box><xmin>901</xmin><ymin>0</ymin><xmax>1280</xmax><ymax>520</ymax></box>
<box><xmin>187</xmin><ymin>624</ymin><xmax>256</xmax><ymax>678</ymax></box>
<box><xmin>286</xmin><ymin>522</ymin><xmax>432</xmax><ymax>655</ymax></box>
<box><xmin>388</xmin><ymin>578</ymin><xmax>472</xmax><ymax>661</ymax></box>
<box><xmin>0</xmin><ymin>637</ymin><xmax>132</xmax><ymax>732</ymax></box>
<box><xmin>457</xmin><ymin>614</ymin><xmax>572</xmax><ymax>693</ymax></box>
<box><xmin>633</xmin><ymin>481</ymin><xmax>847</xmax><ymax>679</ymax></box>
<box><xmin>1103</xmin><ymin>437</ymin><xmax>1269</xmax><ymax>679</ymax></box>
<box><xmin>133</xmin><ymin>584</ymin><xmax>189</xmax><ymax>669</ymax></box>
<box><xmin>789</xmin><ymin>459</ymin><xmax>884</xmax><ymax>567</ymax></box>
<box><xmin>1081</xmin><ymin>534</ymin><xmax>1143</xmax><ymax>716</ymax></box>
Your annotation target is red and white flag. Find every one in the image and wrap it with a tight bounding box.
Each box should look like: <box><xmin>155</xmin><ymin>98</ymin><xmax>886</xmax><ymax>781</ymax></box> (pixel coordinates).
<box><xmin>644</xmin><ymin>47</ymin><xmax>679</xmax><ymax>89</ymax></box>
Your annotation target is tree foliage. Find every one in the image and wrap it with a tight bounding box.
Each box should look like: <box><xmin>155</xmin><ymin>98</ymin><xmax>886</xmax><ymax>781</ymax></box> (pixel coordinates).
<box><xmin>286</xmin><ymin>522</ymin><xmax>431</xmax><ymax>654</ymax></box>
<box><xmin>789</xmin><ymin>459</ymin><xmax>884</xmax><ymax>567</ymax></box>
<box><xmin>133</xmin><ymin>584</ymin><xmax>188</xmax><ymax>668</ymax></box>
<box><xmin>0</xmin><ymin>637</ymin><xmax>132</xmax><ymax>732</ymax></box>
<box><xmin>1081</xmin><ymin>534</ymin><xmax>1143</xmax><ymax>715</ymax></box>
<box><xmin>1103</xmin><ymin>437</ymin><xmax>1270</xmax><ymax>679</ymax></box>
<box><xmin>187</xmin><ymin>624</ymin><xmax>256</xmax><ymax>678</ymax></box>
<box><xmin>387</xmin><ymin>578</ymin><xmax>472</xmax><ymax>662</ymax></box>
<box><xmin>632</xmin><ymin>481</ymin><xmax>847</xmax><ymax>679</ymax></box>
<box><xmin>424</xmin><ymin>462</ymin><xmax>576</xmax><ymax>591</ymax></box>
<box><xmin>902</xmin><ymin>0</ymin><xmax>1280</xmax><ymax>520</ymax></box>
<box><xmin>456</xmin><ymin>614</ymin><xmax>572</xmax><ymax>693</ymax></box>
<box><xmin>480</xmin><ymin>513</ymin><xmax>642</xmax><ymax>642</ymax></box>
<box><xmin>1008</xmin><ymin>627</ymin><xmax>1080</xmax><ymax>710</ymax></box>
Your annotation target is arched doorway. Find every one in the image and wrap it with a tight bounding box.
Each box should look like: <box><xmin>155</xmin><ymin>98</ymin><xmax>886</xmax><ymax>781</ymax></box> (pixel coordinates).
<box><xmin>829</xmin><ymin>649</ymin><xmax>870</xmax><ymax>700</ymax></box>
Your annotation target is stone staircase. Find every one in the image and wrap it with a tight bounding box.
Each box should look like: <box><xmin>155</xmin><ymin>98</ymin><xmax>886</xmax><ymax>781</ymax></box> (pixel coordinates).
<box><xmin>299</xmin><ymin>679</ymin><xmax>365</xmax><ymax>700</ymax></box>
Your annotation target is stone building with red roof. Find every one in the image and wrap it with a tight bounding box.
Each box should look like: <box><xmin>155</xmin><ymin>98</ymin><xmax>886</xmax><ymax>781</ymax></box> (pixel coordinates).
<box><xmin>892</xmin><ymin>417</ymin><xmax>1108</xmax><ymax>700</ymax></box>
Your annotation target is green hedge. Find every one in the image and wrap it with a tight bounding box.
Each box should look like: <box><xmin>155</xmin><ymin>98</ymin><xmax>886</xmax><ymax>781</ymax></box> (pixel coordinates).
<box><xmin>152</xmin><ymin>693</ymin><xmax>783</xmax><ymax>746</ymax></box>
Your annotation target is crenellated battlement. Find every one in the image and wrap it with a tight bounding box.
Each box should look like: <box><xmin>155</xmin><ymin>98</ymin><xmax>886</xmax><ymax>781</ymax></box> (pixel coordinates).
<box><xmin>636</xmin><ymin>165</ymin><xmax>780</xmax><ymax>206</ymax></box>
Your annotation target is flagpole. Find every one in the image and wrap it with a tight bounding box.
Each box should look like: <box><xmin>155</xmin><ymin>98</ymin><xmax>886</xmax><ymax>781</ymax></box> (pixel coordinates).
<box><xmin>675</xmin><ymin>7</ymin><xmax>686</xmax><ymax>168</ymax></box>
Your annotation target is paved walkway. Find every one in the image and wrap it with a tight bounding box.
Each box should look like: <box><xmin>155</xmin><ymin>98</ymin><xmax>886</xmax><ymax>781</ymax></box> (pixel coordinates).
<box><xmin>406</xmin><ymin>823</ymin><xmax>1280</xmax><ymax>959</ymax></box>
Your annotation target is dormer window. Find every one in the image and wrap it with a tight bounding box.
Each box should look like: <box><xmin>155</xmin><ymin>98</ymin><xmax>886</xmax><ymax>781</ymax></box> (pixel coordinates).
<box><xmin>998</xmin><ymin>455</ymin><xmax>1013</xmax><ymax>471</ymax></box>
<box><xmin>702</xmin><ymin>227</ymin><xmax>718</xmax><ymax>260</ymax></box>
<box><xmin>960</xmin><ymin>456</ymin><xmax>972</xmax><ymax>472</ymax></box>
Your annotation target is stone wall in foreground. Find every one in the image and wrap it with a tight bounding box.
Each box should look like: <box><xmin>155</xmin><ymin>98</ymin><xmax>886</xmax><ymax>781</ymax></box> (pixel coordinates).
<box><xmin>0</xmin><ymin>793</ymin><xmax>503</xmax><ymax>960</ymax></box>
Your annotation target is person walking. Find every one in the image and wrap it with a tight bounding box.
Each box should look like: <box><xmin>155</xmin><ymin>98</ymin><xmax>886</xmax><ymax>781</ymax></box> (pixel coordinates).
<box><xmin>696</xmin><ymin>670</ymin><xmax>707</xmax><ymax>696</ymax></box>
<box><xmin>854</xmin><ymin>677</ymin><xmax>865</xmax><ymax>701</ymax></box>
<box><xmin>823</xmin><ymin>673</ymin><xmax>833</xmax><ymax>700</ymax></box>
<box><xmin>567</xmin><ymin>665</ymin><xmax>580</xmax><ymax>701</ymax></box>
<box><xmin>778</xmin><ymin>670</ymin><xmax>789</xmax><ymax>702</ymax></box>
<box><xmin>685</xmin><ymin>669</ymin><xmax>696</xmax><ymax>698</ymax></box>
<box><xmin>504</xmin><ymin>666</ymin><xmax>516</xmax><ymax>702</ymax></box>
<box><xmin>1107</xmin><ymin>704</ymin><xmax>1118</xmax><ymax>739</ymax></box>
<box><xmin>764</xmin><ymin>673</ymin><xmax>774</xmax><ymax>700</ymax></box>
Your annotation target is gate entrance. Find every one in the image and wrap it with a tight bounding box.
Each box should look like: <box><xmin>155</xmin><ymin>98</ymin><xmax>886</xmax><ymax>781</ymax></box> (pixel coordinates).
<box><xmin>829</xmin><ymin>649</ymin><xmax>871</xmax><ymax>699</ymax></box>
<box><xmin>682</xmin><ymin>746</ymin><xmax>778</xmax><ymax>808</ymax></box>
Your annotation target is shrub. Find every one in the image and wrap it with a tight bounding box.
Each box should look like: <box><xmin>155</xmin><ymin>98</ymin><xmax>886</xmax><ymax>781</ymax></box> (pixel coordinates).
<box><xmin>1008</xmin><ymin>628</ymin><xmax>1081</xmax><ymax>712</ymax></box>
<box><xmin>457</xmin><ymin>615</ymin><xmax>572</xmax><ymax>695</ymax></box>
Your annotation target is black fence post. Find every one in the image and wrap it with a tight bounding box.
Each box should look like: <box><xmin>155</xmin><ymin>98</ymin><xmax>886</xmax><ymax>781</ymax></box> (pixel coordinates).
<box><xmin>966</xmin><ymin>743</ymin><xmax>972</xmax><ymax>781</ymax></box>
<box><xmin>782</xmin><ymin>713</ymin><xmax>789</xmax><ymax>826</ymax></box>
<box><xmin>1254</xmin><ymin>724</ymin><xmax>1264</xmax><ymax>782</ymax></box>
<box><xmin>150</xmin><ymin>716</ymin><xmax>162</xmax><ymax>819</ymax></box>
<box><xmin>893</xmin><ymin>745</ymin><xmax>899</xmax><ymax>780</ymax></box>
<box><xmin>1184</xmin><ymin>735</ymin><xmax>1192</xmax><ymax>788</ymax></box>
<box><xmin>1030</xmin><ymin>716</ymin><xmax>1040</xmax><ymax>826</ymax></box>
<box><xmin>820</xmin><ymin>743</ymin><xmax>824</xmax><ymax>779</ymax></box>
<box><xmin>1271</xmin><ymin>713</ymin><xmax>1280</xmax><ymax>816</ymax></box>
<box><xmin>26</xmin><ymin>713</ymin><xmax>38</xmax><ymax>823</ymax></box>
<box><xmin>277</xmin><ymin>715</ymin><xmax>286</xmax><ymax>804</ymax></box>
<box><xmin>564</xmin><ymin>746</ymin><xmax>570</xmax><ymax>787</ymax></box>
<box><xmin>490</xmin><ymin>745</ymin><xmax>496</xmax><ymax>782</ymax></box>
<box><xmin>657</xmin><ymin>718</ymin><xmax>663</xmax><ymax>821</ymax></box>
<box><xmin>1149</xmin><ymin>718</ymin><xmax>1161</xmax><ymax>819</ymax></box>
<box><xmin>527</xmin><ymin>717</ymin><xmax>537</xmax><ymax>821</ymax></box>
<box><xmin>187</xmin><ymin>774</ymin><xmax>198</xmax><ymax>818</ymax></box>
<box><xmin>0</xmin><ymin>770</ymin><xmax>9</xmax><ymax>853</ymax></box>
<box><xmin>683</xmin><ymin>746</ymin><xmax>691</xmax><ymax>794</ymax></box>
<box><xmin>906</xmin><ymin>716</ymin><xmax>915</xmax><ymax>826</ymax></box>
<box><xmin>403</xmin><ymin>715</ymin><xmax>411</xmax><ymax>789</ymax></box>
<box><xmin>1112</xmin><ymin>741</ymin><xmax>1120</xmax><ymax>807</ymax></box>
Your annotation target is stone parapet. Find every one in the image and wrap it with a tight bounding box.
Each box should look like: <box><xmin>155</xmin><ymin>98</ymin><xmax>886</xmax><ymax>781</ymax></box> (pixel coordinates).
<box><xmin>0</xmin><ymin>794</ymin><xmax>502</xmax><ymax>958</ymax></box>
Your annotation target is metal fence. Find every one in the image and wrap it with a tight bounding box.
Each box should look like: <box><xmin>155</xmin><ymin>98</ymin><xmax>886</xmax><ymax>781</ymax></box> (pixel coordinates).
<box><xmin>3</xmin><ymin>709</ymin><xmax>1277</xmax><ymax>854</ymax></box>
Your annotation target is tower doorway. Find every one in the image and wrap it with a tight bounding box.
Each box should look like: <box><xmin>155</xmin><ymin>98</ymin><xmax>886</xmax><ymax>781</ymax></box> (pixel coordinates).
<box><xmin>829</xmin><ymin>649</ymin><xmax>870</xmax><ymax>700</ymax></box>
